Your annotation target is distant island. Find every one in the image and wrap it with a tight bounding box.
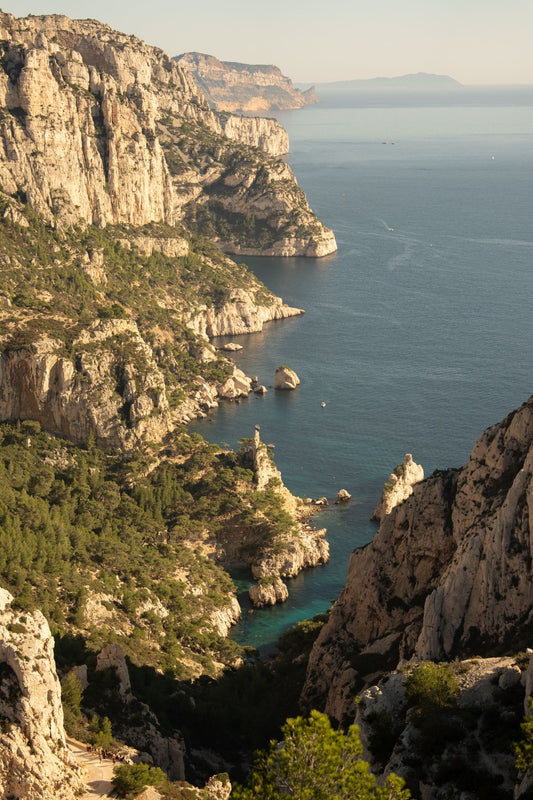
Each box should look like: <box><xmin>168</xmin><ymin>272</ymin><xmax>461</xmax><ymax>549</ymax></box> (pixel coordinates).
<box><xmin>309</xmin><ymin>72</ymin><xmax>462</xmax><ymax>92</ymax></box>
<box><xmin>174</xmin><ymin>51</ymin><xmax>318</xmax><ymax>113</ymax></box>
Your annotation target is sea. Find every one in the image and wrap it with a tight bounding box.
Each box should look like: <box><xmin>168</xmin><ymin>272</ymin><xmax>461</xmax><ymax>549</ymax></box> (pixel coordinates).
<box><xmin>190</xmin><ymin>86</ymin><xmax>533</xmax><ymax>655</ymax></box>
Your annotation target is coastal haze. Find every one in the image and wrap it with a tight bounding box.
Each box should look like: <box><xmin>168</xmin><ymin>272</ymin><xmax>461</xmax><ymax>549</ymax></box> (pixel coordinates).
<box><xmin>4</xmin><ymin>0</ymin><xmax>533</xmax><ymax>86</ymax></box>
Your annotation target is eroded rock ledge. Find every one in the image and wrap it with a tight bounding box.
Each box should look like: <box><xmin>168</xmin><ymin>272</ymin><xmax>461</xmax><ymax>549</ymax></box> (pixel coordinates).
<box><xmin>302</xmin><ymin>395</ymin><xmax>533</xmax><ymax>722</ymax></box>
<box><xmin>184</xmin><ymin>288</ymin><xmax>304</xmax><ymax>338</ymax></box>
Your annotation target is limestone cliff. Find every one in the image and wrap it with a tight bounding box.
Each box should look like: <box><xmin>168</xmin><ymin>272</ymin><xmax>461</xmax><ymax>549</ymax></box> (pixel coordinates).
<box><xmin>0</xmin><ymin>196</ymin><xmax>309</xmax><ymax>446</ymax></box>
<box><xmin>175</xmin><ymin>52</ymin><xmax>318</xmax><ymax>114</ymax></box>
<box><xmin>0</xmin><ymin>588</ymin><xmax>84</xmax><ymax>799</ymax></box>
<box><xmin>302</xmin><ymin>395</ymin><xmax>533</xmax><ymax>721</ymax></box>
<box><xmin>0</xmin><ymin>322</ymin><xmax>171</xmax><ymax>450</ymax></box>
<box><xmin>0</xmin><ymin>12</ymin><xmax>335</xmax><ymax>256</ymax></box>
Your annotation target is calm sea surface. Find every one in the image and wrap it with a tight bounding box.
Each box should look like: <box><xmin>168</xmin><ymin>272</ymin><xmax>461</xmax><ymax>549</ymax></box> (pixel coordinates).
<box><xmin>190</xmin><ymin>90</ymin><xmax>533</xmax><ymax>654</ymax></box>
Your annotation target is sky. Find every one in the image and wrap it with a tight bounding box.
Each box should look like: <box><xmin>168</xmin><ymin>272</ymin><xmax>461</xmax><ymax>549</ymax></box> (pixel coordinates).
<box><xmin>2</xmin><ymin>0</ymin><xmax>532</xmax><ymax>85</ymax></box>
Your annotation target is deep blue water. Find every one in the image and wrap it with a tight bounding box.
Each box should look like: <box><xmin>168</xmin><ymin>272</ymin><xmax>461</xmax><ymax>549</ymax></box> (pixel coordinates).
<box><xmin>190</xmin><ymin>93</ymin><xmax>533</xmax><ymax>654</ymax></box>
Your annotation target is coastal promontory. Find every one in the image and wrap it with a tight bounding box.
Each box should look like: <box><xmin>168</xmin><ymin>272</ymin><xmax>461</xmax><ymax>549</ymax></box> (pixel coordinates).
<box><xmin>175</xmin><ymin>51</ymin><xmax>318</xmax><ymax>114</ymax></box>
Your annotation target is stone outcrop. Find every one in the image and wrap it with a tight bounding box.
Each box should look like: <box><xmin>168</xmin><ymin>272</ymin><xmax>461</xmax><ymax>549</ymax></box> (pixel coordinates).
<box><xmin>0</xmin><ymin>321</ymin><xmax>171</xmax><ymax>450</ymax></box>
<box><xmin>302</xmin><ymin>395</ymin><xmax>533</xmax><ymax>721</ymax></box>
<box><xmin>0</xmin><ymin>12</ymin><xmax>335</xmax><ymax>257</ymax></box>
<box><xmin>354</xmin><ymin>655</ymin><xmax>524</xmax><ymax>800</ymax></box>
<box><xmin>217</xmin><ymin>366</ymin><xmax>252</xmax><ymax>400</ymax></box>
<box><xmin>251</xmin><ymin>522</ymin><xmax>329</xmax><ymax>581</ymax></box>
<box><xmin>208</xmin><ymin>596</ymin><xmax>241</xmax><ymax>637</ymax></box>
<box><xmin>336</xmin><ymin>489</ymin><xmax>352</xmax><ymax>503</ymax></box>
<box><xmin>185</xmin><ymin>289</ymin><xmax>304</xmax><ymax>338</ymax></box>
<box><xmin>91</xmin><ymin>642</ymin><xmax>185</xmax><ymax>780</ymax></box>
<box><xmin>249</xmin><ymin>577</ymin><xmax>289</xmax><ymax>607</ymax></box>
<box><xmin>371</xmin><ymin>453</ymin><xmax>424</xmax><ymax>521</ymax></box>
<box><xmin>212</xmin><ymin>431</ymin><xmax>329</xmax><ymax>602</ymax></box>
<box><xmin>274</xmin><ymin>365</ymin><xmax>300</xmax><ymax>390</ymax></box>
<box><xmin>0</xmin><ymin>588</ymin><xmax>84</xmax><ymax>799</ymax></box>
<box><xmin>175</xmin><ymin>52</ymin><xmax>318</xmax><ymax>115</ymax></box>
<box><xmin>96</xmin><ymin>643</ymin><xmax>132</xmax><ymax>697</ymax></box>
<box><xmin>248</xmin><ymin>429</ymin><xmax>329</xmax><ymax>581</ymax></box>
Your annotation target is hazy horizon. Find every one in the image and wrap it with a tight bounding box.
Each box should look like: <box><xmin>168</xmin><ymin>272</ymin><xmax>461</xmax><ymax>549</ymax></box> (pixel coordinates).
<box><xmin>2</xmin><ymin>0</ymin><xmax>532</xmax><ymax>86</ymax></box>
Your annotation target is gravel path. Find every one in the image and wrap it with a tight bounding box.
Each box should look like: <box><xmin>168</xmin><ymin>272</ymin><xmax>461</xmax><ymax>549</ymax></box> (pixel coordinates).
<box><xmin>67</xmin><ymin>738</ymin><xmax>116</xmax><ymax>799</ymax></box>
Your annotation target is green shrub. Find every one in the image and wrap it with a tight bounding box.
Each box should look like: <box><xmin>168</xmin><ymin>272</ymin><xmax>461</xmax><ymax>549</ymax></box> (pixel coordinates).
<box><xmin>112</xmin><ymin>762</ymin><xmax>166</xmax><ymax>797</ymax></box>
<box><xmin>231</xmin><ymin>710</ymin><xmax>411</xmax><ymax>800</ymax></box>
<box><xmin>406</xmin><ymin>662</ymin><xmax>458</xmax><ymax>710</ymax></box>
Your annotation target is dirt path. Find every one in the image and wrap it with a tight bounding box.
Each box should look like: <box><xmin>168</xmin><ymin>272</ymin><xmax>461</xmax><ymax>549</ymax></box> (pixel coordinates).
<box><xmin>67</xmin><ymin>737</ymin><xmax>116</xmax><ymax>799</ymax></box>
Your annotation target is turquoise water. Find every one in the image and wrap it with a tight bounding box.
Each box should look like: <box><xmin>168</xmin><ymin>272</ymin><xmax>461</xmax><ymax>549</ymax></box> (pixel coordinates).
<box><xmin>190</xmin><ymin>94</ymin><xmax>533</xmax><ymax>654</ymax></box>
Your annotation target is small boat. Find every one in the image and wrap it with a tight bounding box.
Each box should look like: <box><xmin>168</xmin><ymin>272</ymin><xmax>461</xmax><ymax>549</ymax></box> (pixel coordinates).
<box><xmin>321</xmin><ymin>402</ymin><xmax>327</xmax><ymax>408</ymax></box>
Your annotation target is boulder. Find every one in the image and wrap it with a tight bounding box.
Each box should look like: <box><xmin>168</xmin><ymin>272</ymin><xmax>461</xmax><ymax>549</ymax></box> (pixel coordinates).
<box><xmin>274</xmin><ymin>365</ymin><xmax>300</xmax><ymax>390</ymax></box>
<box><xmin>335</xmin><ymin>489</ymin><xmax>351</xmax><ymax>503</ymax></box>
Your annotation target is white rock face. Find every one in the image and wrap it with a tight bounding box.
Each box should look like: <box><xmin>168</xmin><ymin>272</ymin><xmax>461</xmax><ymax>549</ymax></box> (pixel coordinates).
<box><xmin>185</xmin><ymin>288</ymin><xmax>304</xmax><ymax>338</ymax></box>
<box><xmin>274</xmin><ymin>365</ymin><xmax>300</xmax><ymax>390</ymax></box>
<box><xmin>371</xmin><ymin>454</ymin><xmax>424</xmax><ymax>520</ymax></box>
<box><xmin>302</xmin><ymin>395</ymin><xmax>533</xmax><ymax>720</ymax></box>
<box><xmin>217</xmin><ymin>366</ymin><xmax>252</xmax><ymax>400</ymax></box>
<box><xmin>0</xmin><ymin>589</ymin><xmax>84</xmax><ymax>799</ymax></box>
<box><xmin>208</xmin><ymin>595</ymin><xmax>241</xmax><ymax>637</ymax></box>
<box><xmin>219</xmin><ymin>114</ymin><xmax>289</xmax><ymax>157</ymax></box>
<box><xmin>96</xmin><ymin>643</ymin><xmax>132</xmax><ymax>697</ymax></box>
<box><xmin>249</xmin><ymin>578</ymin><xmax>289</xmax><ymax>607</ymax></box>
<box><xmin>0</xmin><ymin>321</ymin><xmax>171</xmax><ymax>450</ymax></box>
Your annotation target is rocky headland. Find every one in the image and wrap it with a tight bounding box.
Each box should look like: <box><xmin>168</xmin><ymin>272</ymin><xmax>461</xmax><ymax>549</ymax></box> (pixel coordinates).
<box><xmin>0</xmin><ymin>12</ymin><xmax>335</xmax><ymax>256</ymax></box>
<box><xmin>302</xmin><ymin>395</ymin><xmax>533</xmax><ymax>724</ymax></box>
<box><xmin>175</xmin><ymin>52</ymin><xmax>318</xmax><ymax>114</ymax></box>
<box><xmin>219</xmin><ymin>430</ymin><xmax>329</xmax><ymax>607</ymax></box>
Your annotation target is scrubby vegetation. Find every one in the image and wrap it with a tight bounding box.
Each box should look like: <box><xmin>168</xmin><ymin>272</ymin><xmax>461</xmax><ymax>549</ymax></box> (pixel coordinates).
<box><xmin>0</xmin><ymin>198</ymin><xmax>284</xmax><ymax>409</ymax></box>
<box><xmin>0</xmin><ymin>420</ymin><xmax>303</xmax><ymax>677</ymax></box>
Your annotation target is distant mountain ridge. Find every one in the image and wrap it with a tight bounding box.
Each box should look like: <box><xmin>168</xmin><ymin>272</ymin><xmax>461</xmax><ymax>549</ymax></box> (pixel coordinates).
<box><xmin>312</xmin><ymin>71</ymin><xmax>462</xmax><ymax>92</ymax></box>
<box><xmin>174</xmin><ymin>51</ymin><xmax>318</xmax><ymax>113</ymax></box>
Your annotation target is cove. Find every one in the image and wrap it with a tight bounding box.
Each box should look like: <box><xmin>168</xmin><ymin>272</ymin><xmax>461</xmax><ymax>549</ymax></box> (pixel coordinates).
<box><xmin>189</xmin><ymin>93</ymin><xmax>533</xmax><ymax>653</ymax></box>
